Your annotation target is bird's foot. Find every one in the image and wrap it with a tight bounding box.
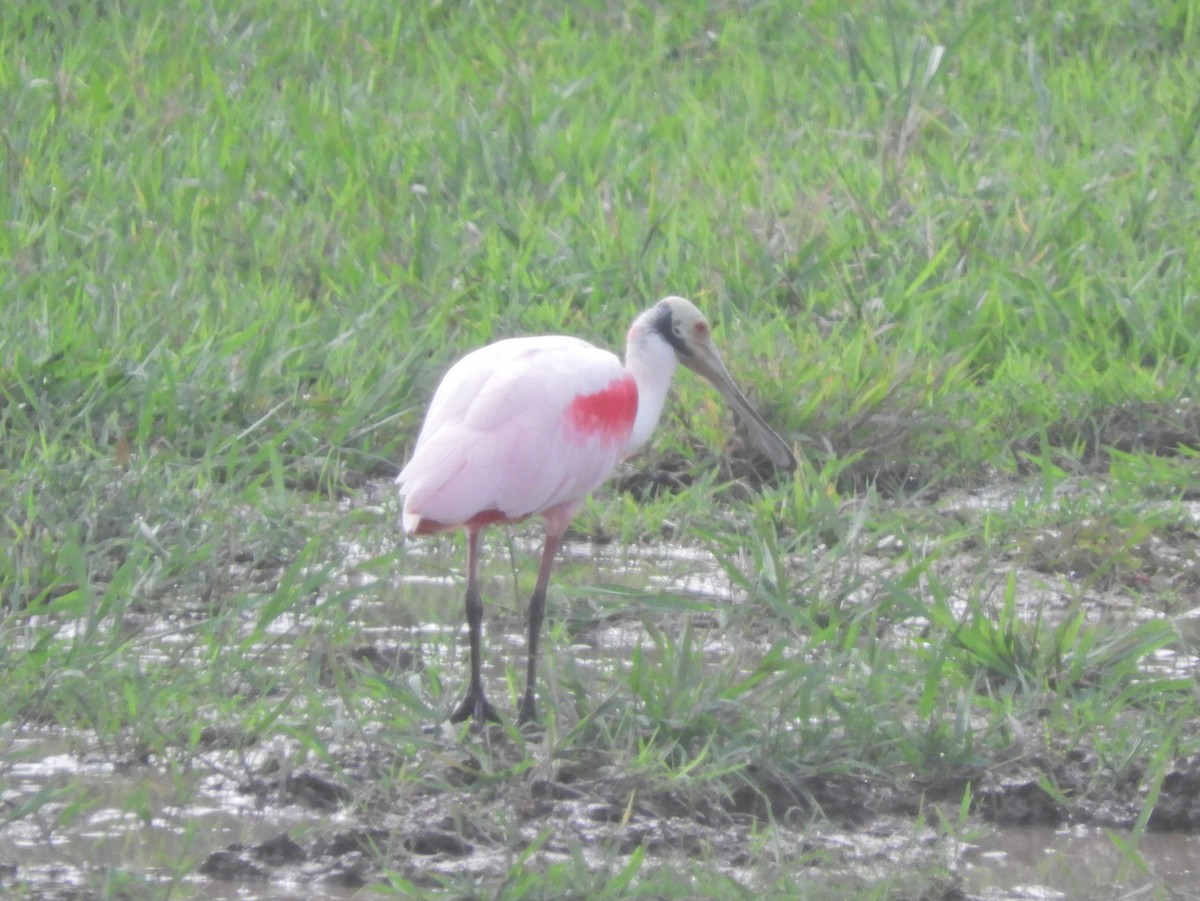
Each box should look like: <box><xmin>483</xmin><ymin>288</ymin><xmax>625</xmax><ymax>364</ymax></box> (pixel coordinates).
<box><xmin>450</xmin><ymin>690</ymin><xmax>501</xmax><ymax>725</ymax></box>
<box><xmin>516</xmin><ymin>691</ymin><xmax>538</xmax><ymax>728</ymax></box>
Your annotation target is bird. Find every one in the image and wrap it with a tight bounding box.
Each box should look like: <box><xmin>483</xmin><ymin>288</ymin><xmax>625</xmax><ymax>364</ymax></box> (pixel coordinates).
<box><xmin>396</xmin><ymin>296</ymin><xmax>796</xmax><ymax>726</ymax></box>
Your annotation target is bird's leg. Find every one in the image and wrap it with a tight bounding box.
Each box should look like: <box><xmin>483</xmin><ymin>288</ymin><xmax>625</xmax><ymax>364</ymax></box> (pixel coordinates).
<box><xmin>450</xmin><ymin>529</ymin><xmax>500</xmax><ymax>724</ymax></box>
<box><xmin>518</xmin><ymin>530</ymin><xmax>562</xmax><ymax>725</ymax></box>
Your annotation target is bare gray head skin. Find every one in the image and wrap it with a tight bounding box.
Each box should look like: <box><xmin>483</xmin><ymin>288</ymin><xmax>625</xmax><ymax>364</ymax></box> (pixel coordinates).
<box><xmin>646</xmin><ymin>296</ymin><xmax>796</xmax><ymax>472</ymax></box>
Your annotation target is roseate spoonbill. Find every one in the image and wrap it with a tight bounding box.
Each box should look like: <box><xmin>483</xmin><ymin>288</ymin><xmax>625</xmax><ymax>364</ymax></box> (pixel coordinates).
<box><xmin>397</xmin><ymin>296</ymin><xmax>795</xmax><ymax>725</ymax></box>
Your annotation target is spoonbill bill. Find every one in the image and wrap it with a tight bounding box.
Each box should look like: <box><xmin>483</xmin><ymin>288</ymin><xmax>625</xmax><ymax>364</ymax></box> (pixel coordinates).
<box><xmin>397</xmin><ymin>296</ymin><xmax>795</xmax><ymax>725</ymax></box>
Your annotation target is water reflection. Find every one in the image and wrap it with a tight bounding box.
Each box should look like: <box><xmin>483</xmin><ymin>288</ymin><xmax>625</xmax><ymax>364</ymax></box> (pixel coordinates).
<box><xmin>960</xmin><ymin>824</ymin><xmax>1200</xmax><ymax>899</ymax></box>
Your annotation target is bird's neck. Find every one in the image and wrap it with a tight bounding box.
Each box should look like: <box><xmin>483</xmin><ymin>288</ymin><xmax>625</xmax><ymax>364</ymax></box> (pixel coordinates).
<box><xmin>622</xmin><ymin>328</ymin><xmax>678</xmax><ymax>457</ymax></box>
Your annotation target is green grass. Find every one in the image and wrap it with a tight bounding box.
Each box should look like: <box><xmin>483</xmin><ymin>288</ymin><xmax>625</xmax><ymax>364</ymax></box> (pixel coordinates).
<box><xmin>3</xmin><ymin>0</ymin><xmax>1200</xmax><ymax>898</ymax></box>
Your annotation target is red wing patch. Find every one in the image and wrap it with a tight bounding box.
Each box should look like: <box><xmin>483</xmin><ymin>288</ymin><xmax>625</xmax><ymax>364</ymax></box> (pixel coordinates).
<box><xmin>565</xmin><ymin>374</ymin><xmax>637</xmax><ymax>444</ymax></box>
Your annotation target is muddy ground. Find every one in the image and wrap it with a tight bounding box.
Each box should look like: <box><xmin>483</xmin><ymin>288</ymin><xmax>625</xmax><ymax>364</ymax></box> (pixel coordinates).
<box><xmin>4</xmin><ymin>479</ymin><xmax>1200</xmax><ymax>900</ymax></box>
<box><xmin>188</xmin><ymin>694</ymin><xmax>1200</xmax><ymax>899</ymax></box>
<box><xmin>192</xmin><ymin>479</ymin><xmax>1200</xmax><ymax>898</ymax></box>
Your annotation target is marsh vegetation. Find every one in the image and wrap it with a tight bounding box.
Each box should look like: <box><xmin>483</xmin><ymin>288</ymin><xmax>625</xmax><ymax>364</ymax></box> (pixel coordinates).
<box><xmin>3</xmin><ymin>1</ymin><xmax>1199</xmax><ymax>898</ymax></box>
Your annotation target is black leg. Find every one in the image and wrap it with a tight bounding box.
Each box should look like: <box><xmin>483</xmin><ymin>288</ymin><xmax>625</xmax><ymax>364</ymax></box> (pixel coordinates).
<box><xmin>518</xmin><ymin>531</ymin><xmax>561</xmax><ymax>725</ymax></box>
<box><xmin>450</xmin><ymin>529</ymin><xmax>499</xmax><ymax>724</ymax></box>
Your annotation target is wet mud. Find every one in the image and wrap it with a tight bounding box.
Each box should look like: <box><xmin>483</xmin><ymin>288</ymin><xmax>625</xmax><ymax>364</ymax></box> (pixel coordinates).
<box><xmin>183</xmin><ymin>719</ymin><xmax>1200</xmax><ymax>898</ymax></box>
<box><xmin>6</xmin><ymin>738</ymin><xmax>1199</xmax><ymax>900</ymax></box>
<box><xmin>3</xmin><ymin>484</ymin><xmax>1200</xmax><ymax>900</ymax></box>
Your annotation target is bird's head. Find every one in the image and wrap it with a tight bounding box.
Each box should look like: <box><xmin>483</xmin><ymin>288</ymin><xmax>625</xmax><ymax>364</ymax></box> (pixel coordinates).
<box><xmin>635</xmin><ymin>296</ymin><xmax>796</xmax><ymax>472</ymax></box>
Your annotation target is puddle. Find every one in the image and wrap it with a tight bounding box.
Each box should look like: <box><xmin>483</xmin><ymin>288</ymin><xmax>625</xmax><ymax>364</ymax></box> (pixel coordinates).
<box><xmin>0</xmin><ymin>733</ymin><xmax>361</xmax><ymax>901</ymax></box>
<box><xmin>960</xmin><ymin>824</ymin><xmax>1200</xmax><ymax>899</ymax></box>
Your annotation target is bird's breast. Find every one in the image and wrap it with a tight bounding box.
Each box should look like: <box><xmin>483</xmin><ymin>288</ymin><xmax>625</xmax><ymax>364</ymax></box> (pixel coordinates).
<box><xmin>564</xmin><ymin>373</ymin><xmax>637</xmax><ymax>445</ymax></box>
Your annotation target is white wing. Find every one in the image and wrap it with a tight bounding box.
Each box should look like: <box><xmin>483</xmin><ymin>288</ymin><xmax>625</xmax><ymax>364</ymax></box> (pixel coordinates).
<box><xmin>397</xmin><ymin>336</ymin><xmax>634</xmax><ymax>531</ymax></box>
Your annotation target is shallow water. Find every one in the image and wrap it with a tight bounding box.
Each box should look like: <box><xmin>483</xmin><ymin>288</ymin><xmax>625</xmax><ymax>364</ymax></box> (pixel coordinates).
<box><xmin>961</xmin><ymin>823</ymin><xmax>1200</xmax><ymax>899</ymax></box>
<box><xmin>5</xmin><ymin>730</ymin><xmax>1200</xmax><ymax>900</ymax></box>
<box><xmin>0</xmin><ymin>733</ymin><xmax>359</xmax><ymax>900</ymax></box>
<box><xmin>3</xmin><ymin>533</ymin><xmax>1199</xmax><ymax>899</ymax></box>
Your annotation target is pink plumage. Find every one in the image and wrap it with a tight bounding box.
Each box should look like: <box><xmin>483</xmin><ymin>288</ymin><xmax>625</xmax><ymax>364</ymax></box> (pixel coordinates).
<box><xmin>397</xmin><ymin>336</ymin><xmax>637</xmax><ymax>536</ymax></box>
<box><xmin>396</xmin><ymin>297</ymin><xmax>795</xmax><ymax>726</ymax></box>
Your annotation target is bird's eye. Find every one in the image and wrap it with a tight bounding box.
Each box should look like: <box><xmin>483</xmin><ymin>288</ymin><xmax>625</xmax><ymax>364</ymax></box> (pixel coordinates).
<box><xmin>692</xmin><ymin>321</ymin><xmax>709</xmax><ymax>341</ymax></box>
